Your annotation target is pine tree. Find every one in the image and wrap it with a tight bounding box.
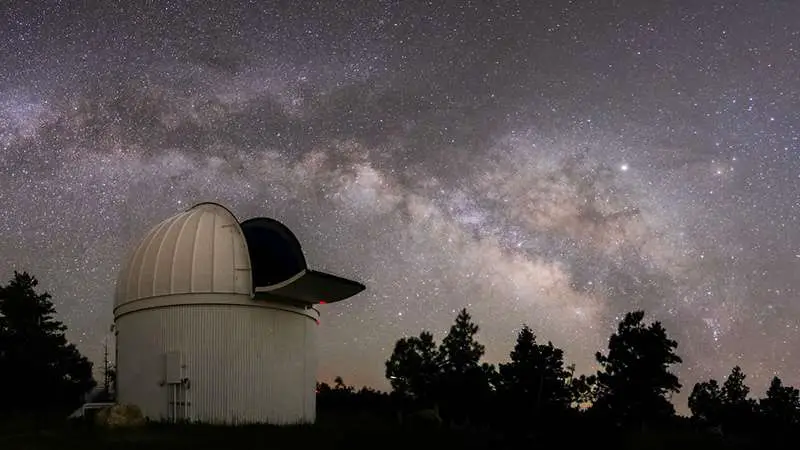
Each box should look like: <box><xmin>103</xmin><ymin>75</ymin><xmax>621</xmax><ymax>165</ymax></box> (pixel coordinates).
<box><xmin>722</xmin><ymin>366</ymin><xmax>750</xmax><ymax>404</ymax></box>
<box><xmin>759</xmin><ymin>376</ymin><xmax>800</xmax><ymax>429</ymax></box>
<box><xmin>437</xmin><ymin>309</ymin><xmax>489</xmax><ymax>423</ymax></box>
<box><xmin>593</xmin><ymin>311</ymin><xmax>682</xmax><ymax>426</ymax></box>
<box><xmin>718</xmin><ymin>366</ymin><xmax>757</xmax><ymax>431</ymax></box>
<box><xmin>438</xmin><ymin>309</ymin><xmax>485</xmax><ymax>374</ymax></box>
<box><xmin>498</xmin><ymin>325</ymin><xmax>573</xmax><ymax>423</ymax></box>
<box><xmin>0</xmin><ymin>271</ymin><xmax>95</xmax><ymax>417</ymax></box>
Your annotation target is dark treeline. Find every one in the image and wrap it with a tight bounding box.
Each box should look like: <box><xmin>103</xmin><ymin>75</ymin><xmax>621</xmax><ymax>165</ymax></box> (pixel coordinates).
<box><xmin>2</xmin><ymin>270</ymin><xmax>800</xmax><ymax>446</ymax></box>
<box><xmin>319</xmin><ymin>308</ymin><xmax>800</xmax><ymax>444</ymax></box>
<box><xmin>0</xmin><ymin>272</ymin><xmax>96</xmax><ymax>427</ymax></box>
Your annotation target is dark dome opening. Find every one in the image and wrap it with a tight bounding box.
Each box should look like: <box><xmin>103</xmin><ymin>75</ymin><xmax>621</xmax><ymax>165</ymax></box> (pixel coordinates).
<box><xmin>240</xmin><ymin>217</ymin><xmax>308</xmax><ymax>289</ymax></box>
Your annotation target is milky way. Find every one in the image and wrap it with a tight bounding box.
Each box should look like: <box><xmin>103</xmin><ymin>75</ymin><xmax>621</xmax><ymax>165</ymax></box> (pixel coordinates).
<box><xmin>0</xmin><ymin>1</ymin><xmax>797</xmax><ymax>411</ymax></box>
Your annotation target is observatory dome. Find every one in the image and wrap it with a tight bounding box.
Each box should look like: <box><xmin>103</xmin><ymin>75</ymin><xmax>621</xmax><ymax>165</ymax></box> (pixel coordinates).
<box><xmin>111</xmin><ymin>201</ymin><xmax>365</xmax><ymax>424</ymax></box>
<box><xmin>114</xmin><ymin>202</ymin><xmax>252</xmax><ymax>313</ymax></box>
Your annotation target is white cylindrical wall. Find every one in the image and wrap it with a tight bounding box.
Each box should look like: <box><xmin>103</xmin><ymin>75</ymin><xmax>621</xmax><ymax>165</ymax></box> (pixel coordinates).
<box><xmin>115</xmin><ymin>298</ymin><xmax>318</xmax><ymax>425</ymax></box>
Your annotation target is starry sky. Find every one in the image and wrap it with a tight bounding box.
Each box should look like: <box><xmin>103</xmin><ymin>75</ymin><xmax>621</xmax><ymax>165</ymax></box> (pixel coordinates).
<box><xmin>0</xmin><ymin>1</ymin><xmax>797</xmax><ymax>411</ymax></box>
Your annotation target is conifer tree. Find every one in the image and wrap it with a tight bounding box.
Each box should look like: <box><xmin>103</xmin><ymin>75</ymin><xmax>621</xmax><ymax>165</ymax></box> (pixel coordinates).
<box><xmin>593</xmin><ymin>311</ymin><xmax>682</xmax><ymax>426</ymax></box>
<box><xmin>759</xmin><ymin>376</ymin><xmax>800</xmax><ymax>429</ymax></box>
<box><xmin>437</xmin><ymin>309</ymin><xmax>489</xmax><ymax>423</ymax></box>
<box><xmin>0</xmin><ymin>271</ymin><xmax>95</xmax><ymax>417</ymax></box>
<box><xmin>718</xmin><ymin>366</ymin><xmax>757</xmax><ymax>430</ymax></box>
<box><xmin>498</xmin><ymin>324</ymin><xmax>573</xmax><ymax>421</ymax></box>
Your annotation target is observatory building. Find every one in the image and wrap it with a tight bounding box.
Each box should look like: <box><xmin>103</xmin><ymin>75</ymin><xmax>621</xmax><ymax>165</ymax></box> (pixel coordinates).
<box><xmin>113</xmin><ymin>202</ymin><xmax>365</xmax><ymax>424</ymax></box>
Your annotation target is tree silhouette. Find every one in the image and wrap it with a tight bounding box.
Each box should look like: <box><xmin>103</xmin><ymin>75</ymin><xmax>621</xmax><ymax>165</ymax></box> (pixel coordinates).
<box><xmin>689</xmin><ymin>367</ymin><xmax>763</xmax><ymax>433</ymax></box>
<box><xmin>481</xmin><ymin>362</ymin><xmax>500</xmax><ymax>392</ymax></box>
<box><xmin>94</xmin><ymin>339</ymin><xmax>116</xmax><ymax>402</ymax></box>
<box><xmin>317</xmin><ymin>377</ymin><xmax>392</xmax><ymax>417</ymax></box>
<box><xmin>438</xmin><ymin>309</ymin><xmax>485</xmax><ymax>372</ymax></box>
<box><xmin>316</xmin><ymin>381</ymin><xmax>332</xmax><ymax>395</ymax></box>
<box><xmin>592</xmin><ymin>311</ymin><xmax>682</xmax><ymax>427</ymax></box>
<box><xmin>719</xmin><ymin>366</ymin><xmax>757</xmax><ymax>431</ymax></box>
<box><xmin>369</xmin><ymin>305</ymin><xmax>800</xmax><ymax>439</ymax></box>
<box><xmin>759</xmin><ymin>376</ymin><xmax>800</xmax><ymax>430</ymax></box>
<box><xmin>0</xmin><ymin>271</ymin><xmax>95</xmax><ymax>419</ymax></box>
<box><xmin>334</xmin><ymin>376</ymin><xmax>352</xmax><ymax>392</ymax></box>
<box><xmin>570</xmin><ymin>372</ymin><xmax>598</xmax><ymax>407</ymax></box>
<box><xmin>498</xmin><ymin>324</ymin><xmax>573</xmax><ymax>425</ymax></box>
<box><xmin>385</xmin><ymin>330</ymin><xmax>440</xmax><ymax>407</ymax></box>
<box><xmin>689</xmin><ymin>379</ymin><xmax>724</xmax><ymax>425</ymax></box>
<box><xmin>437</xmin><ymin>309</ymin><xmax>489</xmax><ymax>424</ymax></box>
<box><xmin>721</xmin><ymin>366</ymin><xmax>751</xmax><ymax>405</ymax></box>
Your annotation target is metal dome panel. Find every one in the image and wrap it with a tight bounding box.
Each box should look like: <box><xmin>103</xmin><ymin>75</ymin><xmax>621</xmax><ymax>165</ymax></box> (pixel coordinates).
<box><xmin>114</xmin><ymin>203</ymin><xmax>252</xmax><ymax>312</ymax></box>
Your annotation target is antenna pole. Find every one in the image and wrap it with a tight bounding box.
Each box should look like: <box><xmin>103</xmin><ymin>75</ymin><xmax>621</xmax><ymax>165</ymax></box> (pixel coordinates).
<box><xmin>103</xmin><ymin>337</ymin><xmax>110</xmax><ymax>394</ymax></box>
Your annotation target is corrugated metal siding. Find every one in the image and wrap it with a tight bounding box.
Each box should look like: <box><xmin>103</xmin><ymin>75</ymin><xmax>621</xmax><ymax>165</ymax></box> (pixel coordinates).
<box><xmin>304</xmin><ymin>317</ymin><xmax>317</xmax><ymax>422</ymax></box>
<box><xmin>116</xmin><ymin>301</ymin><xmax>317</xmax><ymax>425</ymax></box>
<box><xmin>115</xmin><ymin>203</ymin><xmax>252</xmax><ymax>311</ymax></box>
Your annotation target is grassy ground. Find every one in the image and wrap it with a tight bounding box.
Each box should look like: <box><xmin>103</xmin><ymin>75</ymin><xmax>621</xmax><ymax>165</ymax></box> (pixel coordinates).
<box><xmin>0</xmin><ymin>411</ymin><xmax>500</xmax><ymax>450</ymax></box>
<box><xmin>0</xmin><ymin>412</ymin><xmax>782</xmax><ymax>450</ymax></box>
<box><xmin>0</xmin><ymin>422</ymin><xmax>503</xmax><ymax>450</ymax></box>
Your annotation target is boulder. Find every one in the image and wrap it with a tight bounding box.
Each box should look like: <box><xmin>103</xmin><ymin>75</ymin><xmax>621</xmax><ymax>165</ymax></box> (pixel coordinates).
<box><xmin>95</xmin><ymin>404</ymin><xmax>146</xmax><ymax>428</ymax></box>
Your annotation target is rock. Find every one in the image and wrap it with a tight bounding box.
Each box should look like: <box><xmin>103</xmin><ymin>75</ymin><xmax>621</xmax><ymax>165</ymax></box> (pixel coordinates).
<box><xmin>95</xmin><ymin>404</ymin><xmax>146</xmax><ymax>428</ymax></box>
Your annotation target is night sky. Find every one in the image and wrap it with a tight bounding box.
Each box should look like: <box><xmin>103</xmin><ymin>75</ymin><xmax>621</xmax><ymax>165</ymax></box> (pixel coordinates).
<box><xmin>0</xmin><ymin>1</ymin><xmax>797</xmax><ymax>411</ymax></box>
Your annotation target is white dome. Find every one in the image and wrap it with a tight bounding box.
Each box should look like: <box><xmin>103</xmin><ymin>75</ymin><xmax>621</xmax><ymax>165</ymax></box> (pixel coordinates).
<box><xmin>114</xmin><ymin>203</ymin><xmax>252</xmax><ymax>314</ymax></box>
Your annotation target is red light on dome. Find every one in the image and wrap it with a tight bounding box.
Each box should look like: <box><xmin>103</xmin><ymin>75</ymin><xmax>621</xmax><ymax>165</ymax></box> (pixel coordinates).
<box><xmin>318</xmin><ymin>300</ymin><xmax>327</xmax><ymax>305</ymax></box>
